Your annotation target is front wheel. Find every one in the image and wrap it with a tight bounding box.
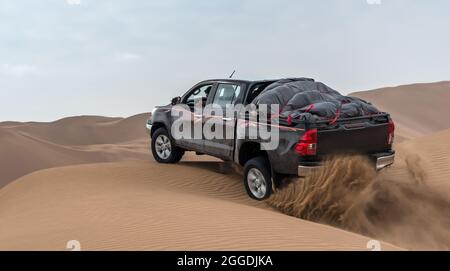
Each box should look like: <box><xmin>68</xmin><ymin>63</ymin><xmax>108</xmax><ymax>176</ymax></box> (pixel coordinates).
<box><xmin>243</xmin><ymin>156</ymin><xmax>273</xmax><ymax>200</ymax></box>
<box><xmin>151</xmin><ymin>128</ymin><xmax>184</xmax><ymax>163</ymax></box>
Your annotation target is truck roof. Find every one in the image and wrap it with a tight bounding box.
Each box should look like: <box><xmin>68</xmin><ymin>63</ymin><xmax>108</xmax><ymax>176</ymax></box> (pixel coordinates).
<box><xmin>198</xmin><ymin>79</ymin><xmax>279</xmax><ymax>85</ymax></box>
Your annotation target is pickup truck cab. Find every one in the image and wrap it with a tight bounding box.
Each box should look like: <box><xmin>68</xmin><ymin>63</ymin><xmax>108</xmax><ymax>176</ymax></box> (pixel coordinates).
<box><xmin>147</xmin><ymin>79</ymin><xmax>395</xmax><ymax>200</ymax></box>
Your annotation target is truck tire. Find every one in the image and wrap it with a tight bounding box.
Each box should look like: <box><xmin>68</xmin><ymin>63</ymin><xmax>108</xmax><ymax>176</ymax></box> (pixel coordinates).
<box><xmin>151</xmin><ymin>127</ymin><xmax>184</xmax><ymax>163</ymax></box>
<box><xmin>243</xmin><ymin>156</ymin><xmax>273</xmax><ymax>200</ymax></box>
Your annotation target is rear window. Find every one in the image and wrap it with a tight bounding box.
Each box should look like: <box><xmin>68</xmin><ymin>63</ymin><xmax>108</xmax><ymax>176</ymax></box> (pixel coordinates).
<box><xmin>245</xmin><ymin>82</ymin><xmax>273</xmax><ymax>104</ymax></box>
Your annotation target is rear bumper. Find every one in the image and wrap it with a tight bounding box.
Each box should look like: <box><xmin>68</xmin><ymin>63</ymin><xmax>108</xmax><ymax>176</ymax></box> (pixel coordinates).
<box><xmin>375</xmin><ymin>153</ymin><xmax>395</xmax><ymax>170</ymax></box>
<box><xmin>297</xmin><ymin>152</ymin><xmax>395</xmax><ymax>177</ymax></box>
<box><xmin>298</xmin><ymin>165</ymin><xmax>321</xmax><ymax>177</ymax></box>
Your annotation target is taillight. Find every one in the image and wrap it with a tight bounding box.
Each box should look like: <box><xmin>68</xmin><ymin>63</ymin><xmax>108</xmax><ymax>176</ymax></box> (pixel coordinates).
<box><xmin>387</xmin><ymin>119</ymin><xmax>395</xmax><ymax>145</ymax></box>
<box><xmin>296</xmin><ymin>129</ymin><xmax>318</xmax><ymax>156</ymax></box>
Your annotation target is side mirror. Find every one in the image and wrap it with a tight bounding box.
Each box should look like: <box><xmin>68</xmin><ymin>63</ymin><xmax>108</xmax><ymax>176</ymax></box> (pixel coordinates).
<box><xmin>171</xmin><ymin>96</ymin><xmax>181</xmax><ymax>105</ymax></box>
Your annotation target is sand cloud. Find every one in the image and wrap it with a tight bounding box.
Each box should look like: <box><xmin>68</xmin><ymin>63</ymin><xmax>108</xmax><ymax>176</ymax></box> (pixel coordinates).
<box><xmin>267</xmin><ymin>155</ymin><xmax>450</xmax><ymax>250</ymax></box>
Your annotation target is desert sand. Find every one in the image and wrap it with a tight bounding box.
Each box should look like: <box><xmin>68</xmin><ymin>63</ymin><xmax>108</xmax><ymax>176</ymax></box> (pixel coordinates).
<box><xmin>351</xmin><ymin>81</ymin><xmax>450</xmax><ymax>142</ymax></box>
<box><xmin>0</xmin><ymin>114</ymin><xmax>151</xmax><ymax>188</ymax></box>
<box><xmin>0</xmin><ymin>81</ymin><xmax>449</xmax><ymax>250</ymax></box>
<box><xmin>395</xmin><ymin>128</ymin><xmax>450</xmax><ymax>192</ymax></box>
<box><xmin>0</xmin><ymin>160</ymin><xmax>399</xmax><ymax>251</ymax></box>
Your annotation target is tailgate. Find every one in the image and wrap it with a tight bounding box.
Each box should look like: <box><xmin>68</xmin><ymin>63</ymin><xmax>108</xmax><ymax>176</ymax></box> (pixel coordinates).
<box><xmin>316</xmin><ymin>119</ymin><xmax>391</xmax><ymax>156</ymax></box>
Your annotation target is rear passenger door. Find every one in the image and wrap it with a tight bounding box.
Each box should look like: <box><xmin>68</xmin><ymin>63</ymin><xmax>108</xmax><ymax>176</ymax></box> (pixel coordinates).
<box><xmin>203</xmin><ymin>83</ymin><xmax>243</xmax><ymax>159</ymax></box>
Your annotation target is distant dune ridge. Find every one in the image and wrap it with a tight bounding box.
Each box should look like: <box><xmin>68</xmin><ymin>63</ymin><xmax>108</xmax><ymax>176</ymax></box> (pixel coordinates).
<box><xmin>0</xmin><ymin>81</ymin><xmax>450</xmax><ymax>250</ymax></box>
<box><xmin>0</xmin><ymin>113</ymin><xmax>151</xmax><ymax>187</ymax></box>
<box><xmin>351</xmin><ymin>81</ymin><xmax>450</xmax><ymax>141</ymax></box>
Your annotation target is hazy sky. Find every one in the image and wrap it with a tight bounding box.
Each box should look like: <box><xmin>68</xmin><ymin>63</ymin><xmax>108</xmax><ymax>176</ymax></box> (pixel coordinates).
<box><xmin>1</xmin><ymin>0</ymin><xmax>449</xmax><ymax>121</ymax></box>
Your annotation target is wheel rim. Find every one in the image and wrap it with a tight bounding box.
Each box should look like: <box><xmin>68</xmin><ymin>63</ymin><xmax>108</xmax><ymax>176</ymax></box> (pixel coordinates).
<box><xmin>247</xmin><ymin>168</ymin><xmax>268</xmax><ymax>199</ymax></box>
<box><xmin>154</xmin><ymin>134</ymin><xmax>172</xmax><ymax>160</ymax></box>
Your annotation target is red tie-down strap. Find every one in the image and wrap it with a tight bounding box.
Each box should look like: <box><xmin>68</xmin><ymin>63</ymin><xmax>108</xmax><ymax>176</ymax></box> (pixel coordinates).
<box><xmin>287</xmin><ymin>114</ymin><xmax>293</xmax><ymax>125</ymax></box>
<box><xmin>304</xmin><ymin>104</ymin><xmax>315</xmax><ymax>113</ymax></box>
<box><xmin>286</xmin><ymin>104</ymin><xmax>317</xmax><ymax>125</ymax></box>
<box><xmin>329</xmin><ymin>104</ymin><xmax>342</xmax><ymax>125</ymax></box>
<box><xmin>286</xmin><ymin>104</ymin><xmax>315</xmax><ymax>125</ymax></box>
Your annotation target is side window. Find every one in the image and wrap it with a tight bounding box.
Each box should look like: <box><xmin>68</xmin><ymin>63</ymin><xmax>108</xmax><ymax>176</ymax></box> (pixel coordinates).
<box><xmin>246</xmin><ymin>83</ymin><xmax>267</xmax><ymax>104</ymax></box>
<box><xmin>212</xmin><ymin>84</ymin><xmax>241</xmax><ymax>108</ymax></box>
<box><xmin>184</xmin><ymin>84</ymin><xmax>213</xmax><ymax>108</ymax></box>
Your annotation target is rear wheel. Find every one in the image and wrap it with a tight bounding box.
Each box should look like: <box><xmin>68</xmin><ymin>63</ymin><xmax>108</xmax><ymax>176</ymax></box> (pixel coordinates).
<box><xmin>243</xmin><ymin>156</ymin><xmax>273</xmax><ymax>200</ymax></box>
<box><xmin>151</xmin><ymin>128</ymin><xmax>184</xmax><ymax>163</ymax></box>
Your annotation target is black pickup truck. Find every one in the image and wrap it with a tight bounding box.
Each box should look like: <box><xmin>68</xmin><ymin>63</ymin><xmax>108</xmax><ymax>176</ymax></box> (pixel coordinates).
<box><xmin>147</xmin><ymin>78</ymin><xmax>395</xmax><ymax>200</ymax></box>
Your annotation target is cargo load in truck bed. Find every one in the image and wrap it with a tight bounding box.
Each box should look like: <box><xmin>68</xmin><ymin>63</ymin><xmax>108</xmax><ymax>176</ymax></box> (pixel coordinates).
<box><xmin>252</xmin><ymin>78</ymin><xmax>382</xmax><ymax>124</ymax></box>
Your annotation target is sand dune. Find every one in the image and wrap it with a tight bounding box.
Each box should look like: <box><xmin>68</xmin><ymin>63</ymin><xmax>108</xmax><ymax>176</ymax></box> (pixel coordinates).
<box><xmin>0</xmin><ymin>113</ymin><xmax>150</xmax><ymax>146</ymax></box>
<box><xmin>0</xmin><ymin>114</ymin><xmax>151</xmax><ymax>188</ymax></box>
<box><xmin>392</xmin><ymin>128</ymin><xmax>450</xmax><ymax>192</ymax></box>
<box><xmin>351</xmin><ymin>81</ymin><xmax>450</xmax><ymax>141</ymax></box>
<box><xmin>1</xmin><ymin>81</ymin><xmax>450</xmax><ymax>251</ymax></box>
<box><xmin>0</xmin><ymin>160</ymin><xmax>399</xmax><ymax>251</ymax></box>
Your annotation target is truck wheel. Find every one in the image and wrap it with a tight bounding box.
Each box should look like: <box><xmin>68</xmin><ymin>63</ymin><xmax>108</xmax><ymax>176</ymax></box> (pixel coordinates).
<box><xmin>243</xmin><ymin>156</ymin><xmax>273</xmax><ymax>200</ymax></box>
<box><xmin>151</xmin><ymin>127</ymin><xmax>184</xmax><ymax>163</ymax></box>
